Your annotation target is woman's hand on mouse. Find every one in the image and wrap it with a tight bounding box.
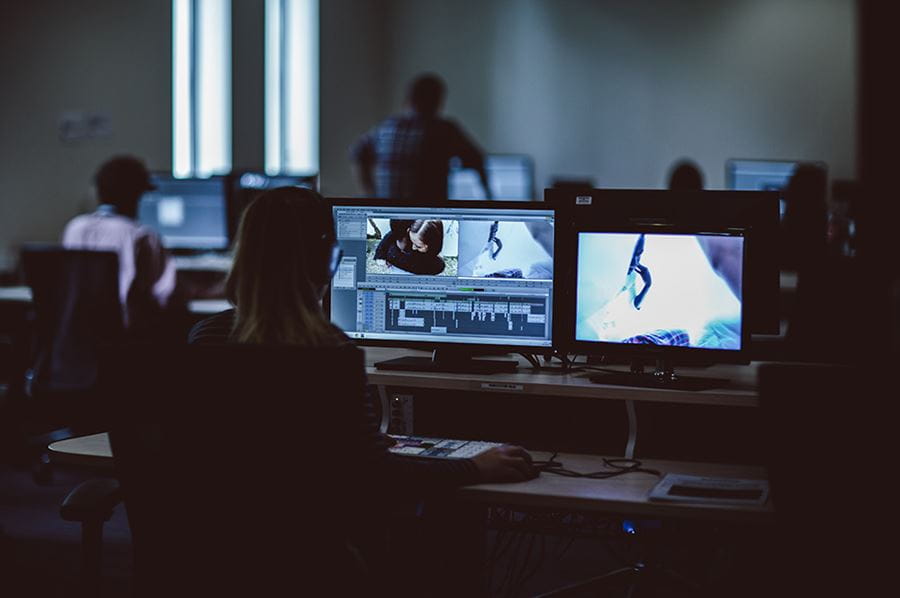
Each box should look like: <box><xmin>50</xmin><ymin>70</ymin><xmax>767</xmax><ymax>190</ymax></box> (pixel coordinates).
<box><xmin>472</xmin><ymin>445</ymin><xmax>538</xmax><ymax>483</ymax></box>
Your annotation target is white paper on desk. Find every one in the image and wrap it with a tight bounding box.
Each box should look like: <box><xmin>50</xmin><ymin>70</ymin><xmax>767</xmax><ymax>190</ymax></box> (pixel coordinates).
<box><xmin>648</xmin><ymin>474</ymin><xmax>769</xmax><ymax>506</ymax></box>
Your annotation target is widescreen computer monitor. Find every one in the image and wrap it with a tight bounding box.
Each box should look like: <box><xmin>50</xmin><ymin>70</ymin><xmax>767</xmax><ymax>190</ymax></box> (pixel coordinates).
<box><xmin>564</xmin><ymin>224</ymin><xmax>748</xmax><ymax>389</ymax></box>
<box><xmin>138</xmin><ymin>174</ymin><xmax>229</xmax><ymax>251</ymax></box>
<box><xmin>545</xmin><ymin>187</ymin><xmax>780</xmax><ymax>336</ymax></box>
<box><xmin>448</xmin><ymin>154</ymin><xmax>535</xmax><ymax>200</ymax></box>
<box><xmin>726</xmin><ymin>159</ymin><xmax>827</xmax><ymax>218</ymax></box>
<box><xmin>329</xmin><ymin>199</ymin><xmax>555</xmax><ymax>372</ymax></box>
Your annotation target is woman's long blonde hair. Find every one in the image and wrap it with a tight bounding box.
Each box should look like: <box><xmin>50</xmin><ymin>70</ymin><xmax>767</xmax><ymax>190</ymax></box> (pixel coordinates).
<box><xmin>226</xmin><ymin>187</ymin><xmax>338</xmax><ymax>345</ymax></box>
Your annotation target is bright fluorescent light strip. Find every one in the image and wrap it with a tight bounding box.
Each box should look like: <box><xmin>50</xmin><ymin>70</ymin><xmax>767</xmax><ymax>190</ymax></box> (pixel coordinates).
<box><xmin>195</xmin><ymin>0</ymin><xmax>231</xmax><ymax>177</ymax></box>
<box><xmin>172</xmin><ymin>0</ymin><xmax>192</xmax><ymax>178</ymax></box>
<box><xmin>264</xmin><ymin>0</ymin><xmax>282</xmax><ymax>175</ymax></box>
<box><xmin>284</xmin><ymin>0</ymin><xmax>318</xmax><ymax>174</ymax></box>
<box><xmin>265</xmin><ymin>0</ymin><xmax>318</xmax><ymax>176</ymax></box>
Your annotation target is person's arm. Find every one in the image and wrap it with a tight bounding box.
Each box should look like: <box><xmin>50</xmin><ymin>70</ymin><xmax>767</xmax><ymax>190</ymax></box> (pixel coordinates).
<box><xmin>447</xmin><ymin>121</ymin><xmax>491</xmax><ymax>199</ymax></box>
<box><xmin>353</xmin><ymin>383</ymin><xmax>535</xmax><ymax>495</ymax></box>
<box><xmin>133</xmin><ymin>232</ymin><xmax>177</xmax><ymax>309</ymax></box>
<box><xmin>350</xmin><ymin>133</ymin><xmax>376</xmax><ymax>196</ymax></box>
<box><xmin>697</xmin><ymin>237</ymin><xmax>743</xmax><ymax>298</ymax></box>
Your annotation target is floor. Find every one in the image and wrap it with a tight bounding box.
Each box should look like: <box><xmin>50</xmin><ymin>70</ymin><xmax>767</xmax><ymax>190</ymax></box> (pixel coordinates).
<box><xmin>0</xmin><ymin>463</ymin><xmax>132</xmax><ymax>597</ymax></box>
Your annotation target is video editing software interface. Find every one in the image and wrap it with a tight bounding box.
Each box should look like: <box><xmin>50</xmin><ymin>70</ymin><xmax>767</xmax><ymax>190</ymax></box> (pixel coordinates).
<box><xmin>448</xmin><ymin>155</ymin><xmax>534</xmax><ymax>200</ymax></box>
<box><xmin>575</xmin><ymin>230</ymin><xmax>745</xmax><ymax>352</ymax></box>
<box><xmin>331</xmin><ymin>204</ymin><xmax>555</xmax><ymax>347</ymax></box>
<box><xmin>139</xmin><ymin>175</ymin><xmax>228</xmax><ymax>250</ymax></box>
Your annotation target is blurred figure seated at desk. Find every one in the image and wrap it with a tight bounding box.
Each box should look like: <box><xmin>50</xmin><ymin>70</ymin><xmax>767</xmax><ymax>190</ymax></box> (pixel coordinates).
<box><xmin>61</xmin><ymin>155</ymin><xmax>204</xmax><ymax>338</ymax></box>
<box><xmin>186</xmin><ymin>186</ymin><xmax>536</xmax><ymax>591</ymax></box>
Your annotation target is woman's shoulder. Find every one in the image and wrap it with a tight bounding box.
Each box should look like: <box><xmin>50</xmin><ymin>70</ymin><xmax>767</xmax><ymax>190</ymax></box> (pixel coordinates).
<box><xmin>188</xmin><ymin>309</ymin><xmax>236</xmax><ymax>344</ymax></box>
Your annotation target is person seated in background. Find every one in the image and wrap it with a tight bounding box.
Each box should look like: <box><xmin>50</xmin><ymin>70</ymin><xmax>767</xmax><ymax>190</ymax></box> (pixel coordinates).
<box><xmin>375</xmin><ymin>218</ymin><xmax>446</xmax><ymax>275</ymax></box>
<box><xmin>62</xmin><ymin>155</ymin><xmax>182</xmax><ymax>335</ymax></box>
<box><xmin>666</xmin><ymin>158</ymin><xmax>704</xmax><ymax>191</ymax></box>
<box><xmin>781</xmin><ymin>162</ymin><xmax>862</xmax><ymax>362</ymax></box>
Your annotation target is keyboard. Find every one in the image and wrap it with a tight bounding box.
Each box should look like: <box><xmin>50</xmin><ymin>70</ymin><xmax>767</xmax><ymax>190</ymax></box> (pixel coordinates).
<box><xmin>388</xmin><ymin>435</ymin><xmax>501</xmax><ymax>459</ymax></box>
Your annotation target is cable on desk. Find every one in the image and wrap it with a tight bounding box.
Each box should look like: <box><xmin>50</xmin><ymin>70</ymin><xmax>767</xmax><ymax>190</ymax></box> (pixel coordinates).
<box><xmin>533</xmin><ymin>453</ymin><xmax>662</xmax><ymax>479</ymax></box>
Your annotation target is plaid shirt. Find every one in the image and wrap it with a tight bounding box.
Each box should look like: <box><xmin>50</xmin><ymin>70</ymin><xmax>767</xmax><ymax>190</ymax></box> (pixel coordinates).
<box><xmin>351</xmin><ymin>113</ymin><xmax>485</xmax><ymax>200</ymax></box>
<box><xmin>622</xmin><ymin>329</ymin><xmax>691</xmax><ymax>346</ymax></box>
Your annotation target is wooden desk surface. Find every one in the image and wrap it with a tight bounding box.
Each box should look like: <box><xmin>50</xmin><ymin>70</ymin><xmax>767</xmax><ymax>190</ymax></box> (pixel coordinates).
<box><xmin>363</xmin><ymin>347</ymin><xmax>759</xmax><ymax>408</ymax></box>
<box><xmin>460</xmin><ymin>451</ymin><xmax>771</xmax><ymax>524</ymax></box>
<box><xmin>48</xmin><ymin>433</ymin><xmax>770</xmax><ymax>523</ymax></box>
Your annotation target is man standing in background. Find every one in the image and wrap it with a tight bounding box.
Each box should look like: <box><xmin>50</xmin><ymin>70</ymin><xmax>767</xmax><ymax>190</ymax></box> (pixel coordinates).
<box><xmin>351</xmin><ymin>73</ymin><xmax>491</xmax><ymax>200</ymax></box>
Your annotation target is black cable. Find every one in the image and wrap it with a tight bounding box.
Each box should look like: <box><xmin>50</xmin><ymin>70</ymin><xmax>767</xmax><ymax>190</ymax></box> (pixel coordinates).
<box><xmin>534</xmin><ymin>453</ymin><xmax>662</xmax><ymax>479</ymax></box>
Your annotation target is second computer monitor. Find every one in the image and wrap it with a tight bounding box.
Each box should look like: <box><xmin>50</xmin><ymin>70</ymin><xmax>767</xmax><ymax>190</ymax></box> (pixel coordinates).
<box><xmin>448</xmin><ymin>154</ymin><xmax>535</xmax><ymax>200</ymax></box>
<box><xmin>138</xmin><ymin>174</ymin><xmax>229</xmax><ymax>251</ymax></box>
<box><xmin>726</xmin><ymin>158</ymin><xmax>827</xmax><ymax>218</ymax></box>
<box><xmin>329</xmin><ymin>200</ymin><xmax>555</xmax><ymax>350</ymax></box>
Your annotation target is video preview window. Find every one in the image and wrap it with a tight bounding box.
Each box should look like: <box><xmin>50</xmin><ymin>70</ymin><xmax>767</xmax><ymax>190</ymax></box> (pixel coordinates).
<box><xmin>365</xmin><ymin>217</ymin><xmax>553</xmax><ymax>280</ymax></box>
<box><xmin>575</xmin><ymin>232</ymin><xmax>743</xmax><ymax>350</ymax></box>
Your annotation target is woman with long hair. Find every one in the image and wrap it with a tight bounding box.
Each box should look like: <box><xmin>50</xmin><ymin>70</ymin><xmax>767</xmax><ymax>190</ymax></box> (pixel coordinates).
<box><xmin>188</xmin><ymin>186</ymin><xmax>343</xmax><ymax>345</ymax></box>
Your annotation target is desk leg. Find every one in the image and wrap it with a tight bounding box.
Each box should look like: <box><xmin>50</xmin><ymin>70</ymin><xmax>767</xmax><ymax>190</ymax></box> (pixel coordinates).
<box><xmin>377</xmin><ymin>385</ymin><xmax>390</xmax><ymax>434</ymax></box>
<box><xmin>625</xmin><ymin>400</ymin><xmax>637</xmax><ymax>459</ymax></box>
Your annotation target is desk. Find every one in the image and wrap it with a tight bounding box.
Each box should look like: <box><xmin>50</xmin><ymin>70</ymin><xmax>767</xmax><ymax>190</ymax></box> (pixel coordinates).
<box><xmin>48</xmin><ymin>432</ymin><xmax>770</xmax><ymax>525</ymax></box>
<box><xmin>0</xmin><ymin>285</ymin><xmax>229</xmax><ymax>316</ymax></box>
<box><xmin>364</xmin><ymin>348</ymin><xmax>758</xmax><ymax>409</ymax></box>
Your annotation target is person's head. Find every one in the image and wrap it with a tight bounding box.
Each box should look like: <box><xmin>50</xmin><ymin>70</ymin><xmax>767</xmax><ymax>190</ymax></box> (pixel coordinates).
<box><xmin>667</xmin><ymin>159</ymin><xmax>704</xmax><ymax>191</ymax></box>
<box><xmin>389</xmin><ymin>219</ymin><xmax>414</xmax><ymax>238</ymax></box>
<box><xmin>408</xmin><ymin>220</ymin><xmax>443</xmax><ymax>254</ymax></box>
<box><xmin>406</xmin><ymin>73</ymin><xmax>446</xmax><ymax>117</ymax></box>
<box><xmin>93</xmin><ymin>155</ymin><xmax>155</xmax><ymax>216</ymax></box>
<box><xmin>226</xmin><ymin>186</ymin><xmax>341</xmax><ymax>345</ymax></box>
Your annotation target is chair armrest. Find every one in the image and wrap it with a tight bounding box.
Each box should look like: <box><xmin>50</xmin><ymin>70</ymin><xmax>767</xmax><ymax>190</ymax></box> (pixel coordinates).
<box><xmin>60</xmin><ymin>478</ymin><xmax>121</xmax><ymax>523</ymax></box>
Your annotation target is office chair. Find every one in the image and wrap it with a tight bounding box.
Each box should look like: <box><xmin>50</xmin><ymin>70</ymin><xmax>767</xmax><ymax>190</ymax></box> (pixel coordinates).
<box><xmin>9</xmin><ymin>246</ymin><xmax>123</xmax><ymax>481</ymax></box>
<box><xmin>64</xmin><ymin>343</ymin><xmax>374</xmax><ymax>597</ymax></box>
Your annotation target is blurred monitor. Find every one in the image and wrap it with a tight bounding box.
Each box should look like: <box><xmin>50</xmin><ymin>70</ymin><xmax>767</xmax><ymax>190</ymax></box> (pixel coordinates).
<box><xmin>138</xmin><ymin>174</ymin><xmax>229</xmax><ymax>251</ymax></box>
<box><xmin>448</xmin><ymin>154</ymin><xmax>534</xmax><ymax>200</ymax></box>
<box><xmin>229</xmin><ymin>171</ymin><xmax>318</xmax><ymax>237</ymax></box>
<box><xmin>726</xmin><ymin>159</ymin><xmax>827</xmax><ymax>219</ymax></box>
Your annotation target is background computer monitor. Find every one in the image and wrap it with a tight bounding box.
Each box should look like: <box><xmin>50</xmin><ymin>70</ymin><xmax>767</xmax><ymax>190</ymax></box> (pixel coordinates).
<box><xmin>448</xmin><ymin>154</ymin><xmax>535</xmax><ymax>200</ymax></box>
<box><xmin>726</xmin><ymin>158</ymin><xmax>828</xmax><ymax>218</ymax></box>
<box><xmin>328</xmin><ymin>198</ymin><xmax>555</xmax><ymax>370</ymax></box>
<box><xmin>229</xmin><ymin>171</ymin><xmax>318</xmax><ymax>238</ymax></box>
<box><xmin>545</xmin><ymin>188</ymin><xmax>780</xmax><ymax>336</ymax></box>
<box><xmin>559</xmin><ymin>223</ymin><xmax>749</xmax><ymax>387</ymax></box>
<box><xmin>138</xmin><ymin>174</ymin><xmax>229</xmax><ymax>251</ymax></box>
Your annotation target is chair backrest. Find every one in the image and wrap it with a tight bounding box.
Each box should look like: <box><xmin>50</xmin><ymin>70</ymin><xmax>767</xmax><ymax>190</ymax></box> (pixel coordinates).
<box><xmin>21</xmin><ymin>246</ymin><xmax>124</xmax><ymax>394</ymax></box>
<box><xmin>99</xmin><ymin>343</ymin><xmax>371</xmax><ymax>595</ymax></box>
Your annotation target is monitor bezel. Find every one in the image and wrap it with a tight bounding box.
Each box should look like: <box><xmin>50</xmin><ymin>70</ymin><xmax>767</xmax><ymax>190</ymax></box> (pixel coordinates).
<box><xmin>545</xmin><ymin>187</ymin><xmax>780</xmax><ymax>336</ymax></box>
<box><xmin>555</xmin><ymin>220</ymin><xmax>751</xmax><ymax>365</ymax></box>
<box><xmin>325</xmin><ymin>196</ymin><xmax>557</xmax><ymax>354</ymax></box>
<box><xmin>142</xmin><ymin>172</ymin><xmax>230</xmax><ymax>252</ymax></box>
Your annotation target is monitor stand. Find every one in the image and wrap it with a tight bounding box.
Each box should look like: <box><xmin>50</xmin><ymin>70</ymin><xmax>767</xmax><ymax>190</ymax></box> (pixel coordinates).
<box><xmin>588</xmin><ymin>358</ymin><xmax>730</xmax><ymax>391</ymax></box>
<box><xmin>374</xmin><ymin>348</ymin><xmax>518</xmax><ymax>375</ymax></box>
